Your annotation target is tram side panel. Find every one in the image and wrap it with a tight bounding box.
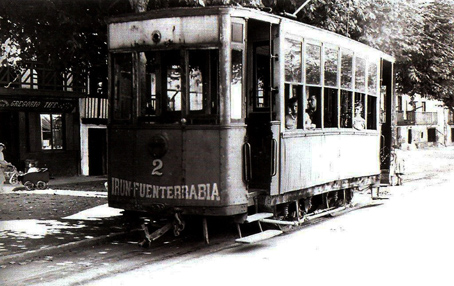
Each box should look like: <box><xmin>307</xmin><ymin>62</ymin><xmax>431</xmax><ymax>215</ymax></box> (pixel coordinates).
<box><xmin>108</xmin><ymin>128</ymin><xmax>137</xmax><ymax>211</ymax></box>
<box><xmin>108</xmin><ymin>127</ymin><xmax>248</xmax><ymax>216</ymax></box>
<box><xmin>280</xmin><ymin>133</ymin><xmax>380</xmax><ymax>194</ymax></box>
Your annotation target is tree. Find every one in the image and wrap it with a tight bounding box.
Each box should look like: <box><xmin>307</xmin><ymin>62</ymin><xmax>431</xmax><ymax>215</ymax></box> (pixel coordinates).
<box><xmin>0</xmin><ymin>0</ymin><xmax>132</xmax><ymax>71</ymax></box>
<box><xmin>398</xmin><ymin>0</ymin><xmax>454</xmax><ymax>109</ymax></box>
<box><xmin>1</xmin><ymin>0</ymin><xmax>453</xmax><ymax>109</ymax></box>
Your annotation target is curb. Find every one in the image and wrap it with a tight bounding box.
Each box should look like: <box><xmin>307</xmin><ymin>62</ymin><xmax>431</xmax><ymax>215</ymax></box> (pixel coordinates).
<box><xmin>0</xmin><ymin>229</ymin><xmax>139</xmax><ymax>265</ymax></box>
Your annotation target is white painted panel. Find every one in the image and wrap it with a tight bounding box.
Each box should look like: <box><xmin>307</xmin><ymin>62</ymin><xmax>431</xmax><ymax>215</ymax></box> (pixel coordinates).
<box><xmin>281</xmin><ymin>133</ymin><xmax>380</xmax><ymax>193</ymax></box>
<box><xmin>109</xmin><ymin>16</ymin><xmax>219</xmax><ymax>49</ymax></box>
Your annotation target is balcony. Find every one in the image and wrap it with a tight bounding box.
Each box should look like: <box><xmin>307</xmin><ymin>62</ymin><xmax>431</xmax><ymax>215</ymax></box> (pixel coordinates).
<box><xmin>397</xmin><ymin>111</ymin><xmax>438</xmax><ymax>126</ymax></box>
<box><xmin>0</xmin><ymin>62</ymin><xmax>87</xmax><ymax>97</ymax></box>
<box><xmin>81</xmin><ymin>97</ymin><xmax>108</xmax><ymax>124</ymax></box>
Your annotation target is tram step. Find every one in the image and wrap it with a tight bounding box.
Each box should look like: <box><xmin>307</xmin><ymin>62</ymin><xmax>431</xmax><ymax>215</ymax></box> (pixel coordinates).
<box><xmin>235</xmin><ymin>229</ymin><xmax>283</xmax><ymax>244</ymax></box>
<box><xmin>244</xmin><ymin>213</ymin><xmax>274</xmax><ymax>223</ymax></box>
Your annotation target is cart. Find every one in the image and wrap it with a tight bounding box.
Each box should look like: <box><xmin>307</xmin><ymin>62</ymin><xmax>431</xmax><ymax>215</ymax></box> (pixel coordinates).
<box><xmin>18</xmin><ymin>168</ymin><xmax>50</xmax><ymax>190</ymax></box>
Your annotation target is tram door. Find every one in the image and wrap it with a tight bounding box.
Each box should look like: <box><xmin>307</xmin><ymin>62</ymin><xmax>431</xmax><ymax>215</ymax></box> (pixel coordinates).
<box><xmin>246</xmin><ymin>20</ymin><xmax>277</xmax><ymax>191</ymax></box>
<box><xmin>380</xmin><ymin>59</ymin><xmax>394</xmax><ymax>171</ymax></box>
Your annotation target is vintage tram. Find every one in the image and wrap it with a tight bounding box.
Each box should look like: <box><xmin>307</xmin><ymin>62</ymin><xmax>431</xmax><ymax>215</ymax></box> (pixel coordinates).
<box><xmin>107</xmin><ymin>6</ymin><xmax>395</xmax><ymax>243</ymax></box>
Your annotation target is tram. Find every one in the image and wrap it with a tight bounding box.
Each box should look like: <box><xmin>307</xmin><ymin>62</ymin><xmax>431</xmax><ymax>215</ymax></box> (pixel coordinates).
<box><xmin>107</xmin><ymin>6</ymin><xmax>395</xmax><ymax>243</ymax></box>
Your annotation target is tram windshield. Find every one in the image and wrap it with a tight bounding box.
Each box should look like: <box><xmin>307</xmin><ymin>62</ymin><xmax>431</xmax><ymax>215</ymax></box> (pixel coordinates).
<box><xmin>112</xmin><ymin>49</ymin><xmax>219</xmax><ymax>124</ymax></box>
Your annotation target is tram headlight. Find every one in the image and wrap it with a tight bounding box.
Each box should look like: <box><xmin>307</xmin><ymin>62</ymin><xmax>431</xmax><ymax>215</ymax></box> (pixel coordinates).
<box><xmin>148</xmin><ymin>134</ymin><xmax>168</xmax><ymax>158</ymax></box>
<box><xmin>151</xmin><ymin>30</ymin><xmax>161</xmax><ymax>44</ymax></box>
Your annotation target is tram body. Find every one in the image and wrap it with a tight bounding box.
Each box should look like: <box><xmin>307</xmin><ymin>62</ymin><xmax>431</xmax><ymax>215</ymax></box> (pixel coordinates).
<box><xmin>107</xmin><ymin>7</ymin><xmax>394</xmax><ymax>223</ymax></box>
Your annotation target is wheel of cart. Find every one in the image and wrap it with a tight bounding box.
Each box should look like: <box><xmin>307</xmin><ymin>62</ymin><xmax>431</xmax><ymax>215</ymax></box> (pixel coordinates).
<box><xmin>4</xmin><ymin>164</ymin><xmax>20</xmax><ymax>185</ymax></box>
<box><xmin>19</xmin><ymin>168</ymin><xmax>50</xmax><ymax>190</ymax></box>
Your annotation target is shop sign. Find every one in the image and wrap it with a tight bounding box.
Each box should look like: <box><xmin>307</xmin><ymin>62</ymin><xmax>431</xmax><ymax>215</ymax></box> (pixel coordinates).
<box><xmin>0</xmin><ymin>99</ymin><xmax>76</xmax><ymax>112</ymax></box>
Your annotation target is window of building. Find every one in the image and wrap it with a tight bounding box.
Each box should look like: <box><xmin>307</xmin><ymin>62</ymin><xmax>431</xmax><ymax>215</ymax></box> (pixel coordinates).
<box><xmin>40</xmin><ymin>114</ymin><xmax>64</xmax><ymax>150</ymax></box>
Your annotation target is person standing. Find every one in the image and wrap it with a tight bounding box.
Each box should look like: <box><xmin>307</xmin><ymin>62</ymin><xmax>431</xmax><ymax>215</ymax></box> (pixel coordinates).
<box><xmin>0</xmin><ymin>143</ymin><xmax>10</xmax><ymax>192</ymax></box>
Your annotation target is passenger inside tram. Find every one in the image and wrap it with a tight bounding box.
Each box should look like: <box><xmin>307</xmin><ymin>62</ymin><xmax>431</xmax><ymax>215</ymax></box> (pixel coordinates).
<box><xmin>305</xmin><ymin>95</ymin><xmax>317</xmax><ymax>130</ymax></box>
<box><xmin>353</xmin><ymin>102</ymin><xmax>366</xmax><ymax>130</ymax></box>
<box><xmin>285</xmin><ymin>96</ymin><xmax>298</xmax><ymax>130</ymax></box>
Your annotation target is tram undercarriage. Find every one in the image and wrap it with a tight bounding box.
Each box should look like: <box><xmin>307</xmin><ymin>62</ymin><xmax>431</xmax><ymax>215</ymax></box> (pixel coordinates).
<box><xmin>136</xmin><ymin>175</ymin><xmax>383</xmax><ymax>246</ymax></box>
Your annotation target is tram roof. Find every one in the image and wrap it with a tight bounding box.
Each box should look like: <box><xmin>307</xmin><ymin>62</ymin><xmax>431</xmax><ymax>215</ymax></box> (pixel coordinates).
<box><xmin>108</xmin><ymin>6</ymin><xmax>394</xmax><ymax>63</ymax></box>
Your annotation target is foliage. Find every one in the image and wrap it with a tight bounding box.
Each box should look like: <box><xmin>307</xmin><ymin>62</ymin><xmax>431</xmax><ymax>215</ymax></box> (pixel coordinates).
<box><xmin>397</xmin><ymin>0</ymin><xmax>454</xmax><ymax>109</ymax></box>
<box><xmin>0</xmin><ymin>0</ymin><xmax>132</xmax><ymax>72</ymax></box>
<box><xmin>1</xmin><ymin>0</ymin><xmax>453</xmax><ymax>108</ymax></box>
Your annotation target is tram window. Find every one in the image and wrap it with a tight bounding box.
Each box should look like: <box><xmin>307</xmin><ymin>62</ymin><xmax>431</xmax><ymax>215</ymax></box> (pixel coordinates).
<box><xmin>306</xmin><ymin>43</ymin><xmax>321</xmax><ymax>85</ymax></box>
<box><xmin>231</xmin><ymin>23</ymin><xmax>244</xmax><ymax>43</ymax></box>
<box><xmin>139</xmin><ymin>50</ymin><xmax>219</xmax><ymax>124</ymax></box>
<box><xmin>324</xmin><ymin>88</ymin><xmax>338</xmax><ymax>128</ymax></box>
<box><xmin>189</xmin><ymin>51</ymin><xmax>205</xmax><ymax>112</ymax></box>
<box><xmin>341</xmin><ymin>50</ymin><xmax>353</xmax><ymax>89</ymax></box>
<box><xmin>143</xmin><ymin>52</ymin><xmax>158</xmax><ymax>117</ymax></box>
<box><xmin>353</xmin><ymin>93</ymin><xmax>366</xmax><ymax>130</ymax></box>
<box><xmin>340</xmin><ymin>90</ymin><xmax>353</xmax><ymax>128</ymax></box>
<box><xmin>284</xmin><ymin>38</ymin><xmax>302</xmax><ymax>83</ymax></box>
<box><xmin>112</xmin><ymin>53</ymin><xmax>133</xmax><ymax>121</ymax></box>
<box><xmin>285</xmin><ymin>84</ymin><xmax>302</xmax><ymax>130</ymax></box>
<box><xmin>189</xmin><ymin>50</ymin><xmax>218</xmax><ymax>117</ymax></box>
<box><xmin>355</xmin><ymin>57</ymin><xmax>366</xmax><ymax>93</ymax></box>
<box><xmin>231</xmin><ymin>49</ymin><xmax>243</xmax><ymax>119</ymax></box>
<box><xmin>167</xmin><ymin>65</ymin><xmax>182</xmax><ymax>112</ymax></box>
<box><xmin>367</xmin><ymin>95</ymin><xmax>377</xmax><ymax>130</ymax></box>
<box><xmin>306</xmin><ymin>86</ymin><xmax>321</xmax><ymax>128</ymax></box>
<box><xmin>368</xmin><ymin>62</ymin><xmax>378</xmax><ymax>95</ymax></box>
<box><xmin>324</xmin><ymin>46</ymin><xmax>338</xmax><ymax>87</ymax></box>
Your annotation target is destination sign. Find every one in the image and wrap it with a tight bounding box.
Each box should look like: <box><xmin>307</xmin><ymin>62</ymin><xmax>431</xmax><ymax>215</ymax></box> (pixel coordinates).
<box><xmin>110</xmin><ymin>177</ymin><xmax>221</xmax><ymax>201</ymax></box>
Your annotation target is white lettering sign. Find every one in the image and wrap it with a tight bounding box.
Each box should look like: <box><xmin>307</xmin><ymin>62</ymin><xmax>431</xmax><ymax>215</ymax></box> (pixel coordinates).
<box><xmin>110</xmin><ymin>177</ymin><xmax>221</xmax><ymax>201</ymax></box>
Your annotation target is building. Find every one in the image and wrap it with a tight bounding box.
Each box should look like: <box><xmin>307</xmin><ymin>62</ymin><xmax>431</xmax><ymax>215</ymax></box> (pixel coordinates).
<box><xmin>0</xmin><ymin>62</ymin><xmax>107</xmax><ymax>177</ymax></box>
<box><xmin>396</xmin><ymin>93</ymin><xmax>454</xmax><ymax>149</ymax></box>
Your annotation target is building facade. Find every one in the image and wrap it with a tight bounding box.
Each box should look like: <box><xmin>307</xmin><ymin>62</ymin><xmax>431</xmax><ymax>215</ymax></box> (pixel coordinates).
<box><xmin>396</xmin><ymin>93</ymin><xmax>454</xmax><ymax>149</ymax></box>
<box><xmin>0</xmin><ymin>63</ymin><xmax>107</xmax><ymax>177</ymax></box>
